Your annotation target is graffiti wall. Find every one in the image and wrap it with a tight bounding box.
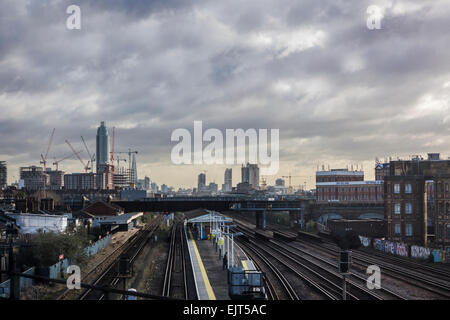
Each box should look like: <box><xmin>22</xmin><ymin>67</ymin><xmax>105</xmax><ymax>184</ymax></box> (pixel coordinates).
<box><xmin>411</xmin><ymin>245</ymin><xmax>431</xmax><ymax>259</ymax></box>
<box><xmin>432</xmin><ymin>249</ymin><xmax>446</xmax><ymax>263</ymax></box>
<box><xmin>359</xmin><ymin>236</ymin><xmax>371</xmax><ymax>247</ymax></box>
<box><xmin>373</xmin><ymin>239</ymin><xmax>409</xmax><ymax>257</ymax></box>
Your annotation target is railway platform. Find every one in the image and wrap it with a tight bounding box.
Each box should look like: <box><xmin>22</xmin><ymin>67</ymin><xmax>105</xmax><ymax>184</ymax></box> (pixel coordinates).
<box><xmin>185</xmin><ymin>226</ymin><xmax>251</xmax><ymax>300</ymax></box>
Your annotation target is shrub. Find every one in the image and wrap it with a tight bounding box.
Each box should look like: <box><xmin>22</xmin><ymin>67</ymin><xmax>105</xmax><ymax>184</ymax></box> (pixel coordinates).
<box><xmin>17</xmin><ymin>226</ymin><xmax>90</xmax><ymax>268</ymax></box>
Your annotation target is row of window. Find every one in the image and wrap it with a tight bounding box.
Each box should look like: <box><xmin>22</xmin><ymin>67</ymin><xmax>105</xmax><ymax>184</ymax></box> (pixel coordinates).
<box><xmin>438</xmin><ymin>202</ymin><xmax>450</xmax><ymax>215</ymax></box>
<box><xmin>393</xmin><ymin>183</ymin><xmax>413</xmax><ymax>194</ymax></box>
<box><xmin>393</xmin><ymin>202</ymin><xmax>413</xmax><ymax>214</ymax></box>
<box><xmin>395</xmin><ymin>224</ymin><xmax>450</xmax><ymax>238</ymax></box>
<box><xmin>319</xmin><ymin>186</ymin><xmax>382</xmax><ymax>192</ymax></box>
<box><xmin>318</xmin><ymin>195</ymin><xmax>382</xmax><ymax>201</ymax></box>
<box><xmin>394</xmin><ymin>223</ymin><xmax>413</xmax><ymax>236</ymax></box>
<box><xmin>437</xmin><ymin>182</ymin><xmax>450</xmax><ymax>193</ymax></box>
<box><xmin>437</xmin><ymin>224</ymin><xmax>450</xmax><ymax>238</ymax></box>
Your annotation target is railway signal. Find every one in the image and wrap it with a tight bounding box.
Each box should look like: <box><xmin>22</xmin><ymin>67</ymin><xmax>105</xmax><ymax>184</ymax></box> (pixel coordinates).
<box><xmin>339</xmin><ymin>250</ymin><xmax>352</xmax><ymax>300</ymax></box>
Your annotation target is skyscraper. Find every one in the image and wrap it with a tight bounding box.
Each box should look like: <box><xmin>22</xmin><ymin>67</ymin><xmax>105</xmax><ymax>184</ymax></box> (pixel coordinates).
<box><xmin>198</xmin><ymin>173</ymin><xmax>206</xmax><ymax>191</ymax></box>
<box><xmin>0</xmin><ymin>161</ymin><xmax>7</xmax><ymax>189</ymax></box>
<box><xmin>132</xmin><ymin>153</ymin><xmax>138</xmax><ymax>184</ymax></box>
<box><xmin>96</xmin><ymin>121</ymin><xmax>109</xmax><ymax>173</ymax></box>
<box><xmin>224</xmin><ymin>168</ymin><xmax>232</xmax><ymax>192</ymax></box>
<box><xmin>241</xmin><ymin>163</ymin><xmax>260</xmax><ymax>188</ymax></box>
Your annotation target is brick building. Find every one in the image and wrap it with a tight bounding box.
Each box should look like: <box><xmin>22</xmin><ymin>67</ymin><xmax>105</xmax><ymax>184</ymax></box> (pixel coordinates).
<box><xmin>316</xmin><ymin>169</ymin><xmax>383</xmax><ymax>204</ymax></box>
<box><xmin>385</xmin><ymin>153</ymin><xmax>450</xmax><ymax>250</ymax></box>
<box><xmin>375</xmin><ymin>162</ymin><xmax>390</xmax><ymax>181</ymax></box>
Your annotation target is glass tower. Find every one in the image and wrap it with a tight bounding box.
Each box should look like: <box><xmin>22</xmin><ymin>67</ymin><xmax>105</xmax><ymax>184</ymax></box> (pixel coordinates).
<box><xmin>96</xmin><ymin>121</ymin><xmax>109</xmax><ymax>173</ymax></box>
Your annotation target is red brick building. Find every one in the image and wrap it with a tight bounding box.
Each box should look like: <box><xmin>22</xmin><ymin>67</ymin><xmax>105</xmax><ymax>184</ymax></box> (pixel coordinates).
<box><xmin>316</xmin><ymin>169</ymin><xmax>383</xmax><ymax>204</ymax></box>
<box><xmin>385</xmin><ymin>154</ymin><xmax>450</xmax><ymax>251</ymax></box>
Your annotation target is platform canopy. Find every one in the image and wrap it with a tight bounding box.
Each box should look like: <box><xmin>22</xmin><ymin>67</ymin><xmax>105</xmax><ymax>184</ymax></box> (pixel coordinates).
<box><xmin>187</xmin><ymin>211</ymin><xmax>232</xmax><ymax>224</ymax></box>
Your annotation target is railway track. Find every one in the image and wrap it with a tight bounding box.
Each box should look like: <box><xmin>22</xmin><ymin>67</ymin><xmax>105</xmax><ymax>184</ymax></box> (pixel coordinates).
<box><xmin>74</xmin><ymin>218</ymin><xmax>162</xmax><ymax>300</ymax></box>
<box><xmin>227</xmin><ymin>215</ymin><xmax>450</xmax><ymax>299</ymax></box>
<box><xmin>236</xmin><ymin>237</ymin><xmax>300</xmax><ymax>300</ymax></box>
<box><xmin>237</xmin><ymin>224</ymin><xmax>410</xmax><ymax>300</ymax></box>
<box><xmin>162</xmin><ymin>222</ymin><xmax>189</xmax><ymax>299</ymax></box>
<box><xmin>268</xmin><ymin>237</ymin><xmax>406</xmax><ymax>300</ymax></box>
<box><xmin>237</xmin><ymin>226</ymin><xmax>345</xmax><ymax>300</ymax></box>
<box><xmin>295</xmin><ymin>238</ymin><xmax>450</xmax><ymax>299</ymax></box>
<box><xmin>234</xmin><ymin>242</ymin><xmax>278</xmax><ymax>300</ymax></box>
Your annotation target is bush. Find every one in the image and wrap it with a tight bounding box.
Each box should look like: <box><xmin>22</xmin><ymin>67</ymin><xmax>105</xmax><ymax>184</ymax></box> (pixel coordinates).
<box><xmin>17</xmin><ymin>226</ymin><xmax>90</xmax><ymax>268</ymax></box>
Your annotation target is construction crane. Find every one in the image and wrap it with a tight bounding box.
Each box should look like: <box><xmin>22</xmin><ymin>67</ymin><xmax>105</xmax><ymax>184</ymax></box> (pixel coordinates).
<box><xmin>66</xmin><ymin>140</ymin><xmax>90</xmax><ymax>173</ymax></box>
<box><xmin>260</xmin><ymin>177</ymin><xmax>267</xmax><ymax>190</ymax></box>
<box><xmin>282</xmin><ymin>173</ymin><xmax>311</xmax><ymax>194</ymax></box>
<box><xmin>81</xmin><ymin>136</ymin><xmax>95</xmax><ymax>172</ymax></box>
<box><xmin>110</xmin><ymin>127</ymin><xmax>115</xmax><ymax>164</ymax></box>
<box><xmin>115</xmin><ymin>156</ymin><xmax>127</xmax><ymax>168</ymax></box>
<box><xmin>113</xmin><ymin>149</ymin><xmax>138</xmax><ymax>187</ymax></box>
<box><xmin>40</xmin><ymin>128</ymin><xmax>55</xmax><ymax>172</ymax></box>
<box><xmin>53</xmin><ymin>150</ymin><xmax>83</xmax><ymax>171</ymax></box>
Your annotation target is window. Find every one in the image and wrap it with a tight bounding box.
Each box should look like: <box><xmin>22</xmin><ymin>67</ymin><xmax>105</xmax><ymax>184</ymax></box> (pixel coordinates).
<box><xmin>406</xmin><ymin>224</ymin><xmax>412</xmax><ymax>236</ymax></box>
<box><xmin>447</xmin><ymin>203</ymin><xmax>450</xmax><ymax>214</ymax></box>
<box><xmin>394</xmin><ymin>224</ymin><xmax>401</xmax><ymax>235</ymax></box>
<box><xmin>446</xmin><ymin>183</ymin><xmax>449</xmax><ymax>192</ymax></box>
<box><xmin>405</xmin><ymin>184</ymin><xmax>412</xmax><ymax>193</ymax></box>
<box><xmin>446</xmin><ymin>225</ymin><xmax>450</xmax><ymax>239</ymax></box>
<box><xmin>439</xmin><ymin>202</ymin><xmax>444</xmax><ymax>214</ymax></box>
<box><xmin>405</xmin><ymin>203</ymin><xmax>412</xmax><ymax>214</ymax></box>
<box><xmin>394</xmin><ymin>203</ymin><xmax>401</xmax><ymax>214</ymax></box>
<box><xmin>394</xmin><ymin>184</ymin><xmax>400</xmax><ymax>194</ymax></box>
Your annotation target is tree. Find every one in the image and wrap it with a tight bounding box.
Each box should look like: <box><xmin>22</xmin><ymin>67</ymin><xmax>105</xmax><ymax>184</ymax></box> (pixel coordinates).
<box><xmin>17</xmin><ymin>226</ymin><xmax>90</xmax><ymax>268</ymax></box>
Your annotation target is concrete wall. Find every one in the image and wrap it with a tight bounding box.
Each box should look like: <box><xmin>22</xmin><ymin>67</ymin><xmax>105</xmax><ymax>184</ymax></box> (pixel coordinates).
<box><xmin>7</xmin><ymin>213</ymin><xmax>68</xmax><ymax>234</ymax></box>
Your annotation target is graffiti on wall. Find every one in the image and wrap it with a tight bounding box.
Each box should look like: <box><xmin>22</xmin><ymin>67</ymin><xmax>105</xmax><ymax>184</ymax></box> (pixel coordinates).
<box><xmin>411</xmin><ymin>245</ymin><xmax>431</xmax><ymax>259</ymax></box>
<box><xmin>359</xmin><ymin>236</ymin><xmax>371</xmax><ymax>247</ymax></box>
<box><xmin>432</xmin><ymin>249</ymin><xmax>446</xmax><ymax>263</ymax></box>
<box><xmin>373</xmin><ymin>239</ymin><xmax>409</xmax><ymax>257</ymax></box>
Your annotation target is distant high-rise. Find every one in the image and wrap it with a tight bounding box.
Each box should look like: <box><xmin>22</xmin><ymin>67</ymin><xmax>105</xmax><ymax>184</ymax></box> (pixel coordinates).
<box><xmin>224</xmin><ymin>168</ymin><xmax>232</xmax><ymax>192</ymax></box>
<box><xmin>241</xmin><ymin>163</ymin><xmax>259</xmax><ymax>188</ymax></box>
<box><xmin>132</xmin><ymin>153</ymin><xmax>138</xmax><ymax>184</ymax></box>
<box><xmin>96</xmin><ymin>121</ymin><xmax>109</xmax><ymax>173</ymax></box>
<box><xmin>198</xmin><ymin>173</ymin><xmax>206</xmax><ymax>191</ymax></box>
<box><xmin>0</xmin><ymin>161</ymin><xmax>6</xmax><ymax>189</ymax></box>
<box><xmin>275</xmin><ymin>178</ymin><xmax>285</xmax><ymax>187</ymax></box>
<box><xmin>20</xmin><ymin>166</ymin><xmax>46</xmax><ymax>190</ymax></box>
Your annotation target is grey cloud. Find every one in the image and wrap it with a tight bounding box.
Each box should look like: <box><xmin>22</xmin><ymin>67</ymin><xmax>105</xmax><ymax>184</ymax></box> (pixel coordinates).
<box><xmin>1</xmin><ymin>0</ymin><xmax>450</xmax><ymax>187</ymax></box>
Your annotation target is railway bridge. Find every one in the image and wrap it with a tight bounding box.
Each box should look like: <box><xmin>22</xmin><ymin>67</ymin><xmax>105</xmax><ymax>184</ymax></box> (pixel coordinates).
<box><xmin>112</xmin><ymin>197</ymin><xmax>313</xmax><ymax>229</ymax></box>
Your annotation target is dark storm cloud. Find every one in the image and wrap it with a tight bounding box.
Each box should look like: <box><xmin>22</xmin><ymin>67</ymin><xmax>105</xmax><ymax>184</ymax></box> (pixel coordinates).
<box><xmin>1</xmin><ymin>0</ymin><xmax>450</xmax><ymax>186</ymax></box>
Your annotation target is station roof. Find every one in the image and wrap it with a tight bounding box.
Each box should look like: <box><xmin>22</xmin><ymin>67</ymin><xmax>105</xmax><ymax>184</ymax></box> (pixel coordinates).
<box><xmin>187</xmin><ymin>211</ymin><xmax>232</xmax><ymax>224</ymax></box>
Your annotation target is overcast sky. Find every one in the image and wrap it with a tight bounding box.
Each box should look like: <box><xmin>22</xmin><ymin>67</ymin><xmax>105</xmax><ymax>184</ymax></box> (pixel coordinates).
<box><xmin>1</xmin><ymin>0</ymin><xmax>450</xmax><ymax>189</ymax></box>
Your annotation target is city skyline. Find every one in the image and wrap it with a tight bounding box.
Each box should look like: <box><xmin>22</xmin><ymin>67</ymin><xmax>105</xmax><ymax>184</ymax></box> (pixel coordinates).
<box><xmin>2</xmin><ymin>1</ymin><xmax>450</xmax><ymax>189</ymax></box>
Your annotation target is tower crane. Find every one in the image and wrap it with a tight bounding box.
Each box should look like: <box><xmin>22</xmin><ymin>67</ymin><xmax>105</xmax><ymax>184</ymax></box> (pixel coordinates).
<box><xmin>81</xmin><ymin>136</ymin><xmax>95</xmax><ymax>172</ymax></box>
<box><xmin>39</xmin><ymin>128</ymin><xmax>55</xmax><ymax>193</ymax></box>
<box><xmin>53</xmin><ymin>150</ymin><xmax>83</xmax><ymax>171</ymax></box>
<box><xmin>282</xmin><ymin>173</ymin><xmax>311</xmax><ymax>194</ymax></box>
<box><xmin>66</xmin><ymin>140</ymin><xmax>90</xmax><ymax>173</ymax></box>
<box><xmin>113</xmin><ymin>149</ymin><xmax>138</xmax><ymax>187</ymax></box>
<box><xmin>40</xmin><ymin>128</ymin><xmax>55</xmax><ymax>172</ymax></box>
<box><xmin>260</xmin><ymin>176</ymin><xmax>267</xmax><ymax>191</ymax></box>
